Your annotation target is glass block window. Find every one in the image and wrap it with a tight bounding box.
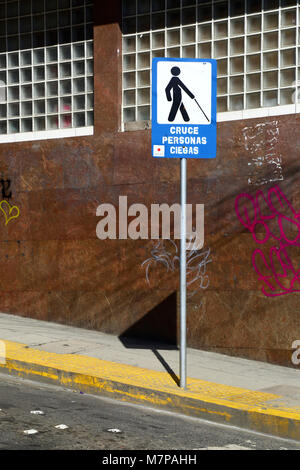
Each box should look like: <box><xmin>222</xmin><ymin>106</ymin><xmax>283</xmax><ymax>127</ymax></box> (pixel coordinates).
<box><xmin>122</xmin><ymin>0</ymin><xmax>300</xmax><ymax>128</ymax></box>
<box><xmin>0</xmin><ymin>0</ymin><xmax>94</xmax><ymax>139</ymax></box>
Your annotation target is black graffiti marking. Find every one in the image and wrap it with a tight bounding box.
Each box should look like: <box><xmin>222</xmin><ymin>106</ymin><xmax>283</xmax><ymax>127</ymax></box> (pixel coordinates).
<box><xmin>0</xmin><ymin>179</ymin><xmax>12</xmax><ymax>200</ymax></box>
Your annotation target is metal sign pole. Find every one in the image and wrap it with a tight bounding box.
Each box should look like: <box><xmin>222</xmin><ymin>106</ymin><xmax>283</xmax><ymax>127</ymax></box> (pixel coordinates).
<box><xmin>180</xmin><ymin>157</ymin><xmax>187</xmax><ymax>389</ymax></box>
<box><xmin>152</xmin><ymin>58</ymin><xmax>217</xmax><ymax>388</ymax></box>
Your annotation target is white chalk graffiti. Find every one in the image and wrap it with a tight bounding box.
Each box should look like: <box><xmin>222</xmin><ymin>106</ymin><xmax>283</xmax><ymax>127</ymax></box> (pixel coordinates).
<box><xmin>242</xmin><ymin>120</ymin><xmax>283</xmax><ymax>186</ymax></box>
<box><xmin>142</xmin><ymin>240</ymin><xmax>211</xmax><ymax>298</ymax></box>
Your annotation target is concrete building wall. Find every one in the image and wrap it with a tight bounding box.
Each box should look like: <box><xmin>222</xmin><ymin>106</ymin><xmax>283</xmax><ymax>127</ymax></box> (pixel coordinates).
<box><xmin>0</xmin><ymin>1</ymin><xmax>299</xmax><ymax>367</ymax></box>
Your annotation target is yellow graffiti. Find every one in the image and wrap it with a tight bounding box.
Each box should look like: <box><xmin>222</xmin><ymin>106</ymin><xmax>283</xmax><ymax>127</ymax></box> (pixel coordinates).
<box><xmin>0</xmin><ymin>200</ymin><xmax>20</xmax><ymax>225</ymax></box>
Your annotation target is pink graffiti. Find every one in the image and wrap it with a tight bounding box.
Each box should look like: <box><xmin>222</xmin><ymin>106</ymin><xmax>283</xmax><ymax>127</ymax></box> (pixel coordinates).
<box><xmin>235</xmin><ymin>185</ymin><xmax>300</xmax><ymax>297</ymax></box>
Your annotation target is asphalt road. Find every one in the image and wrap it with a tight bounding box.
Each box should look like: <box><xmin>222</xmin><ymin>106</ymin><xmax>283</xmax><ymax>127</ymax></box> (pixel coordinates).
<box><xmin>0</xmin><ymin>372</ymin><xmax>300</xmax><ymax>451</ymax></box>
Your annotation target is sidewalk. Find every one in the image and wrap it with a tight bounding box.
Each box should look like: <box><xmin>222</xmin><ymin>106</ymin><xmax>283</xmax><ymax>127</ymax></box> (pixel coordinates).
<box><xmin>0</xmin><ymin>312</ymin><xmax>300</xmax><ymax>441</ymax></box>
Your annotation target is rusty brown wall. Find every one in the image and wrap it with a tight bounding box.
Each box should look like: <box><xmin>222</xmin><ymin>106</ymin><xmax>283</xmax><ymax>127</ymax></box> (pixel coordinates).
<box><xmin>0</xmin><ymin>1</ymin><xmax>299</xmax><ymax>367</ymax></box>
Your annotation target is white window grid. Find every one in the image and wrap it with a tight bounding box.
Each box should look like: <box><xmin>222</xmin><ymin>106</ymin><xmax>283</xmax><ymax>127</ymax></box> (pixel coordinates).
<box><xmin>122</xmin><ymin>0</ymin><xmax>300</xmax><ymax>129</ymax></box>
<box><xmin>0</xmin><ymin>0</ymin><xmax>94</xmax><ymax>138</ymax></box>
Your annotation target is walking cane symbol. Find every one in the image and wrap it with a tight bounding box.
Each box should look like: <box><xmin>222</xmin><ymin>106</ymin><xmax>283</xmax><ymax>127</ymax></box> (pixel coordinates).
<box><xmin>194</xmin><ymin>98</ymin><xmax>210</xmax><ymax>123</ymax></box>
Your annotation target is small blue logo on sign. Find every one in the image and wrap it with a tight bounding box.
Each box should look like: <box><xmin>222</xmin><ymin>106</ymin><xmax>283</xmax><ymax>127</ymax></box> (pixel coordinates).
<box><xmin>152</xmin><ymin>58</ymin><xmax>217</xmax><ymax>159</ymax></box>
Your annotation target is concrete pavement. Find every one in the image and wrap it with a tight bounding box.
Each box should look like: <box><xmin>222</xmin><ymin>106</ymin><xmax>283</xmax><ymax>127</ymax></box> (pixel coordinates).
<box><xmin>0</xmin><ymin>313</ymin><xmax>300</xmax><ymax>441</ymax></box>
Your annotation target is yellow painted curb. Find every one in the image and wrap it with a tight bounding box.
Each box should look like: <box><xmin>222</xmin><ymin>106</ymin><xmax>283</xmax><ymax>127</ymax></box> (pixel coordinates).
<box><xmin>1</xmin><ymin>339</ymin><xmax>300</xmax><ymax>441</ymax></box>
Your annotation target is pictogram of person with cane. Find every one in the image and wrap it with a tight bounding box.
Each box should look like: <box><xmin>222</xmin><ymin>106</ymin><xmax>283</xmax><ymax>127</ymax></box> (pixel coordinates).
<box><xmin>165</xmin><ymin>66</ymin><xmax>210</xmax><ymax>123</ymax></box>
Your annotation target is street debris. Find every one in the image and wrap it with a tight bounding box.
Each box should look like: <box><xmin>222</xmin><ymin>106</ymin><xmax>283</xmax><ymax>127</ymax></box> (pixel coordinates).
<box><xmin>30</xmin><ymin>410</ymin><xmax>45</xmax><ymax>415</ymax></box>
<box><xmin>24</xmin><ymin>429</ymin><xmax>38</xmax><ymax>435</ymax></box>
<box><xmin>55</xmin><ymin>424</ymin><xmax>69</xmax><ymax>430</ymax></box>
<box><xmin>107</xmin><ymin>428</ymin><xmax>122</xmax><ymax>433</ymax></box>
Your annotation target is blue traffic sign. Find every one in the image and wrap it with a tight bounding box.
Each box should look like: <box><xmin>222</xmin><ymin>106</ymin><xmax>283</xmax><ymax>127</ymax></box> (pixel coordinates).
<box><xmin>152</xmin><ymin>58</ymin><xmax>217</xmax><ymax>159</ymax></box>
